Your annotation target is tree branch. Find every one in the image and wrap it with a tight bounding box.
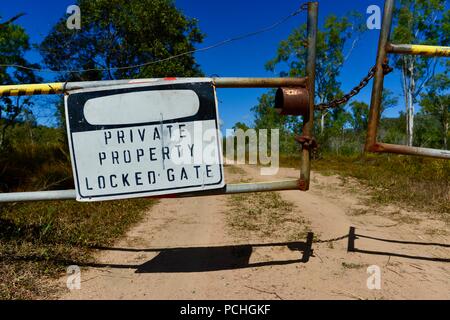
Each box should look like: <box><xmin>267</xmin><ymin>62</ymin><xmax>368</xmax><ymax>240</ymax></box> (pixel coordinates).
<box><xmin>0</xmin><ymin>13</ymin><xmax>26</xmax><ymax>28</ymax></box>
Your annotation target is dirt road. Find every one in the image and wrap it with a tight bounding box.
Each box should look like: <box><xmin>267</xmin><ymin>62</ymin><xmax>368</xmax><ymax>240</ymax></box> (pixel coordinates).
<box><xmin>59</xmin><ymin>165</ymin><xmax>450</xmax><ymax>300</ymax></box>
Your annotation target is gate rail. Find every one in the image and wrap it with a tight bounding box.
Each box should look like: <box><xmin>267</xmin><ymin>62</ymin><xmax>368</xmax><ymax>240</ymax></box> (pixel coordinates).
<box><xmin>0</xmin><ymin>77</ymin><xmax>308</xmax><ymax>97</ymax></box>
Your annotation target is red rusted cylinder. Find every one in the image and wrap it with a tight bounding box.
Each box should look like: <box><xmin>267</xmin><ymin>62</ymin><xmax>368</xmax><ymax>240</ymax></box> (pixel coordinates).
<box><xmin>275</xmin><ymin>87</ymin><xmax>310</xmax><ymax>116</ymax></box>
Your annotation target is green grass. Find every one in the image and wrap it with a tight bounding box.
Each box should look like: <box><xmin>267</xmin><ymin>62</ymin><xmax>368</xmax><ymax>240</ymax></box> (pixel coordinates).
<box><xmin>280</xmin><ymin>153</ymin><xmax>450</xmax><ymax>216</ymax></box>
<box><xmin>0</xmin><ymin>198</ymin><xmax>156</xmax><ymax>299</ymax></box>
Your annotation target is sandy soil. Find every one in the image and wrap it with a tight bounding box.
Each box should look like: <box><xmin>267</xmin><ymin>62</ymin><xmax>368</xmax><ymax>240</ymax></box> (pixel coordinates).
<box><xmin>59</xmin><ymin>165</ymin><xmax>450</xmax><ymax>300</ymax></box>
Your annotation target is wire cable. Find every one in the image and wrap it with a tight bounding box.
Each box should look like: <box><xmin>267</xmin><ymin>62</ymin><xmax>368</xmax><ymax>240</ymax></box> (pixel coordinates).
<box><xmin>0</xmin><ymin>3</ymin><xmax>309</xmax><ymax>74</ymax></box>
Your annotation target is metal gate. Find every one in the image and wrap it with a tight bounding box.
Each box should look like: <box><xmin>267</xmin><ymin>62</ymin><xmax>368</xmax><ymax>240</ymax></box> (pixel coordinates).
<box><xmin>0</xmin><ymin>3</ymin><xmax>319</xmax><ymax>203</ymax></box>
<box><xmin>365</xmin><ymin>0</ymin><xmax>450</xmax><ymax>159</ymax></box>
<box><xmin>2</xmin><ymin>0</ymin><xmax>447</xmax><ymax>203</ymax></box>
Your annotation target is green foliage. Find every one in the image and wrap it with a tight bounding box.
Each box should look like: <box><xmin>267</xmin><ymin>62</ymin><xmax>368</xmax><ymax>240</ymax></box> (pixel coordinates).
<box><xmin>254</xmin><ymin>12</ymin><xmax>369</xmax><ymax>155</ymax></box>
<box><xmin>349</xmin><ymin>101</ymin><xmax>369</xmax><ymax>133</ymax></box>
<box><xmin>380</xmin><ymin>113</ymin><xmax>407</xmax><ymax>145</ymax></box>
<box><xmin>0</xmin><ymin>14</ymin><xmax>40</xmax><ymax>149</ymax></box>
<box><xmin>268</xmin><ymin>13</ymin><xmax>361</xmax><ymax>108</ymax></box>
<box><xmin>251</xmin><ymin>91</ymin><xmax>300</xmax><ymax>154</ymax></box>
<box><xmin>414</xmin><ymin>113</ymin><xmax>443</xmax><ymax>148</ymax></box>
<box><xmin>265</xmin><ymin>12</ymin><xmax>364</xmax><ymax>105</ymax></box>
<box><xmin>40</xmin><ymin>0</ymin><xmax>205</xmax><ymax>130</ymax></box>
<box><xmin>419</xmin><ymin>72</ymin><xmax>449</xmax><ymax>149</ymax></box>
<box><xmin>392</xmin><ymin>0</ymin><xmax>448</xmax><ymax>79</ymax></box>
<box><xmin>391</xmin><ymin>0</ymin><xmax>449</xmax><ymax>145</ymax></box>
<box><xmin>40</xmin><ymin>0</ymin><xmax>204</xmax><ymax>82</ymax></box>
<box><xmin>0</xmin><ymin>14</ymin><xmax>37</xmax><ymax>83</ymax></box>
<box><xmin>253</xmin><ymin>4</ymin><xmax>448</xmax><ymax>155</ymax></box>
<box><xmin>232</xmin><ymin>122</ymin><xmax>250</xmax><ymax>131</ymax></box>
<box><xmin>0</xmin><ymin>124</ymin><xmax>70</xmax><ymax>192</ymax></box>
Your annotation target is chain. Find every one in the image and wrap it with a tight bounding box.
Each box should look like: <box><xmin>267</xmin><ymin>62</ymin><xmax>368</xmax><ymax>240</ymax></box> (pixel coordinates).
<box><xmin>296</xmin><ymin>63</ymin><xmax>393</xmax><ymax>153</ymax></box>
<box><xmin>313</xmin><ymin>234</ymin><xmax>349</xmax><ymax>244</ymax></box>
<box><xmin>315</xmin><ymin>63</ymin><xmax>393</xmax><ymax>111</ymax></box>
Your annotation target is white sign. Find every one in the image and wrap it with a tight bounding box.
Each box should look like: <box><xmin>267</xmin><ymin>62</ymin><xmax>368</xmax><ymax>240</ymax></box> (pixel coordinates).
<box><xmin>65</xmin><ymin>79</ymin><xmax>224</xmax><ymax>202</ymax></box>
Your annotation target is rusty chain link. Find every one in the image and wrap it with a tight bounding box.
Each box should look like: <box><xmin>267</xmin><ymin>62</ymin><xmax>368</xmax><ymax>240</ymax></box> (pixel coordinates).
<box><xmin>315</xmin><ymin>63</ymin><xmax>393</xmax><ymax>111</ymax></box>
<box><xmin>313</xmin><ymin>234</ymin><xmax>349</xmax><ymax>244</ymax></box>
<box><xmin>297</xmin><ymin>63</ymin><xmax>393</xmax><ymax>155</ymax></box>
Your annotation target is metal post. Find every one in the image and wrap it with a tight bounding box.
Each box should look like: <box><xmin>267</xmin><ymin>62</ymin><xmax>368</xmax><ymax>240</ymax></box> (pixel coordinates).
<box><xmin>299</xmin><ymin>2</ymin><xmax>318</xmax><ymax>191</ymax></box>
<box><xmin>347</xmin><ymin>226</ymin><xmax>356</xmax><ymax>252</ymax></box>
<box><xmin>365</xmin><ymin>0</ymin><xmax>394</xmax><ymax>151</ymax></box>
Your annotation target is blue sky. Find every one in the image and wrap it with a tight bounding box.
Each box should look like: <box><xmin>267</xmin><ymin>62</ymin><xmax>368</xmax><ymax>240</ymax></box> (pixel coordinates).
<box><xmin>0</xmin><ymin>0</ymin><xmax>438</xmax><ymax>128</ymax></box>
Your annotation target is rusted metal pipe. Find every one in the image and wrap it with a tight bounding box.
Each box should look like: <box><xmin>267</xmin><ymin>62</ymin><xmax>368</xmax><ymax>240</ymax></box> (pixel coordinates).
<box><xmin>386</xmin><ymin>43</ymin><xmax>450</xmax><ymax>57</ymax></box>
<box><xmin>213</xmin><ymin>77</ymin><xmax>307</xmax><ymax>88</ymax></box>
<box><xmin>365</xmin><ymin>0</ymin><xmax>394</xmax><ymax>152</ymax></box>
<box><xmin>371</xmin><ymin>143</ymin><xmax>450</xmax><ymax>159</ymax></box>
<box><xmin>0</xmin><ymin>77</ymin><xmax>308</xmax><ymax>97</ymax></box>
<box><xmin>299</xmin><ymin>2</ymin><xmax>318</xmax><ymax>191</ymax></box>
<box><xmin>274</xmin><ymin>87</ymin><xmax>310</xmax><ymax>116</ymax></box>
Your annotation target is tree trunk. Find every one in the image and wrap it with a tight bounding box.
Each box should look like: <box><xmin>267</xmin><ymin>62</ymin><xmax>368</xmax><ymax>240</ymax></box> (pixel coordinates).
<box><xmin>401</xmin><ymin>62</ymin><xmax>410</xmax><ymax>145</ymax></box>
<box><xmin>402</xmin><ymin>57</ymin><xmax>416</xmax><ymax>147</ymax></box>
<box><xmin>408</xmin><ymin>57</ymin><xmax>416</xmax><ymax>147</ymax></box>
<box><xmin>320</xmin><ymin>111</ymin><xmax>328</xmax><ymax>134</ymax></box>
<box><xmin>406</xmin><ymin>87</ymin><xmax>415</xmax><ymax>147</ymax></box>
<box><xmin>444</xmin><ymin>121</ymin><xmax>448</xmax><ymax>150</ymax></box>
<box><xmin>443</xmin><ymin>101</ymin><xmax>448</xmax><ymax>150</ymax></box>
<box><xmin>0</xmin><ymin>126</ymin><xmax>6</xmax><ymax>150</ymax></box>
<box><xmin>320</xmin><ymin>113</ymin><xmax>324</xmax><ymax>134</ymax></box>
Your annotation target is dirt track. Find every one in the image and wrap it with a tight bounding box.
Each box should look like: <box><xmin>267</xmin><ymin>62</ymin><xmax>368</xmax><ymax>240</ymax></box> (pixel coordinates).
<box><xmin>59</xmin><ymin>165</ymin><xmax>450</xmax><ymax>300</ymax></box>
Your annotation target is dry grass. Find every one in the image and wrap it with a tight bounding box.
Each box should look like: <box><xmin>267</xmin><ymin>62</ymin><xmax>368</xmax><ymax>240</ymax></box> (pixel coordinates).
<box><xmin>223</xmin><ymin>164</ymin><xmax>247</xmax><ymax>176</ymax></box>
<box><xmin>0</xmin><ymin>127</ymin><xmax>158</xmax><ymax>299</ymax></box>
<box><xmin>0</xmin><ymin>198</ymin><xmax>156</xmax><ymax>299</ymax></box>
<box><xmin>227</xmin><ymin>192</ymin><xmax>311</xmax><ymax>241</ymax></box>
<box><xmin>224</xmin><ymin>165</ymin><xmax>311</xmax><ymax>241</ymax></box>
<box><xmin>280</xmin><ymin>154</ymin><xmax>450</xmax><ymax>216</ymax></box>
<box><xmin>341</xmin><ymin>262</ymin><xmax>366</xmax><ymax>270</ymax></box>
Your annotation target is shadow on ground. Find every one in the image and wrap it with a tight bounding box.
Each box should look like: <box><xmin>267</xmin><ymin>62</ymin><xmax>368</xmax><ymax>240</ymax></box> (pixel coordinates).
<box><xmin>91</xmin><ymin>236</ymin><xmax>314</xmax><ymax>273</ymax></box>
<box><xmin>6</xmin><ymin>228</ymin><xmax>449</xmax><ymax>273</ymax></box>
<box><xmin>348</xmin><ymin>226</ymin><xmax>450</xmax><ymax>263</ymax></box>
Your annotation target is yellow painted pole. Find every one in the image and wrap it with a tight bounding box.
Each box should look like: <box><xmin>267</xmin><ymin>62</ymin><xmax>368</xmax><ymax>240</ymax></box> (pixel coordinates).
<box><xmin>0</xmin><ymin>83</ymin><xmax>64</xmax><ymax>97</ymax></box>
<box><xmin>387</xmin><ymin>44</ymin><xmax>450</xmax><ymax>57</ymax></box>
